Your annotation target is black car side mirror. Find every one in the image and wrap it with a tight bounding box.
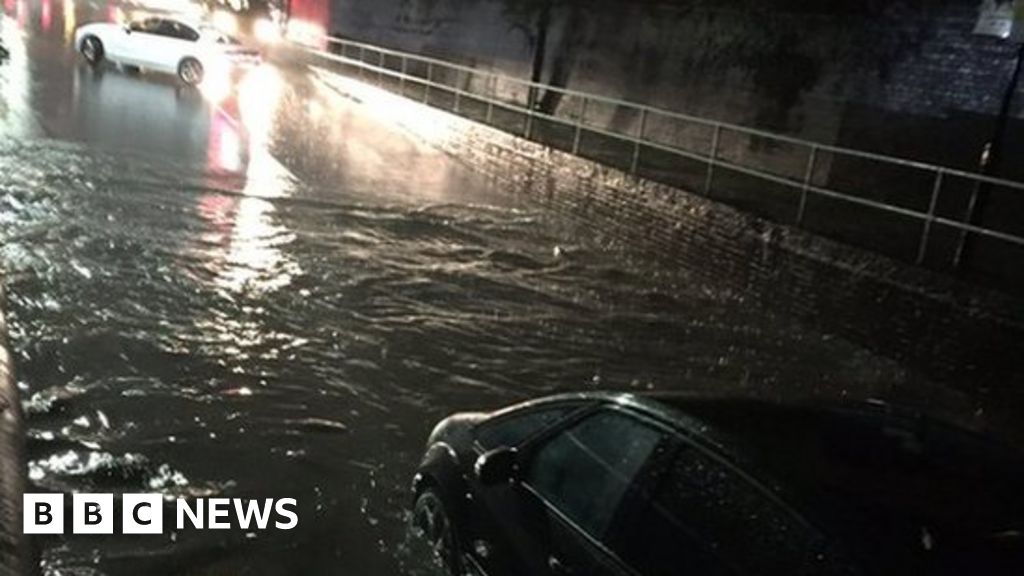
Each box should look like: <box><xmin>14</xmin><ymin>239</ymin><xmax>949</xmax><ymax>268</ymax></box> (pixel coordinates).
<box><xmin>475</xmin><ymin>447</ymin><xmax>519</xmax><ymax>486</ymax></box>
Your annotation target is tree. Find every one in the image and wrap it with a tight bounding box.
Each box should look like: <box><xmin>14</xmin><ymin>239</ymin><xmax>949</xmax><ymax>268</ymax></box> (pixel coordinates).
<box><xmin>502</xmin><ymin>0</ymin><xmax>585</xmax><ymax>115</ymax></box>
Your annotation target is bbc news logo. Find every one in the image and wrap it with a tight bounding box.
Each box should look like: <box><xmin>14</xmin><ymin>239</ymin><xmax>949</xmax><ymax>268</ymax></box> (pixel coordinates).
<box><xmin>24</xmin><ymin>494</ymin><xmax>298</xmax><ymax>534</ymax></box>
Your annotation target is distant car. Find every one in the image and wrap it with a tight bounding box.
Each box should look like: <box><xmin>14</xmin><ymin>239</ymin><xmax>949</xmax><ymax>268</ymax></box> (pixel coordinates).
<box><xmin>74</xmin><ymin>16</ymin><xmax>260</xmax><ymax>86</ymax></box>
<box><xmin>411</xmin><ymin>392</ymin><xmax>1024</xmax><ymax>576</ymax></box>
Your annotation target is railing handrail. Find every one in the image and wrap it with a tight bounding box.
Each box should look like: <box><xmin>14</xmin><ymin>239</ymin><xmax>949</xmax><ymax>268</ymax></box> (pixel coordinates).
<box><xmin>319</xmin><ymin>34</ymin><xmax>1024</xmax><ymax>193</ymax></box>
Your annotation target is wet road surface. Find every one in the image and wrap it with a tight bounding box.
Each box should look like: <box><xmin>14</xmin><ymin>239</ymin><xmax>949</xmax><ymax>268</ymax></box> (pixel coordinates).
<box><xmin>0</xmin><ymin>2</ymin><xmax>1007</xmax><ymax>575</ymax></box>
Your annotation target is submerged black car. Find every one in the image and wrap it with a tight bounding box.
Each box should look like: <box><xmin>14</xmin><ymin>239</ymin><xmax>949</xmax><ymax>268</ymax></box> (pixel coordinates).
<box><xmin>410</xmin><ymin>392</ymin><xmax>1024</xmax><ymax>576</ymax></box>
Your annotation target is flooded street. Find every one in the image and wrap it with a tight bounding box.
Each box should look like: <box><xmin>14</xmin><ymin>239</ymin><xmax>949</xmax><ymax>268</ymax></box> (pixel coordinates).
<box><xmin>0</xmin><ymin>2</ymin><xmax>998</xmax><ymax>575</ymax></box>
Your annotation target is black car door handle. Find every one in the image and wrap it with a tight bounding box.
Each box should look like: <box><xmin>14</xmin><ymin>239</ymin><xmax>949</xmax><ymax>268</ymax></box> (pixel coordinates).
<box><xmin>548</xmin><ymin>555</ymin><xmax>573</xmax><ymax>575</ymax></box>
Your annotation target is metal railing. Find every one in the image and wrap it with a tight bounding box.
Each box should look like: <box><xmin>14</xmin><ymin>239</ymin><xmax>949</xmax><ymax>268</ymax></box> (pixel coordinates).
<box><xmin>296</xmin><ymin>35</ymin><xmax>1024</xmax><ymax>275</ymax></box>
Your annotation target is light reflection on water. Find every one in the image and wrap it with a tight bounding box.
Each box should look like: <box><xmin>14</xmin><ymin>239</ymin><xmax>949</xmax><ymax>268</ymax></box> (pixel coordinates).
<box><xmin>198</xmin><ymin>193</ymin><xmax>301</xmax><ymax>296</ymax></box>
<box><xmin>61</xmin><ymin>0</ymin><xmax>73</xmax><ymax>43</ymax></box>
<box><xmin>218</xmin><ymin>196</ymin><xmax>298</xmax><ymax>294</ymax></box>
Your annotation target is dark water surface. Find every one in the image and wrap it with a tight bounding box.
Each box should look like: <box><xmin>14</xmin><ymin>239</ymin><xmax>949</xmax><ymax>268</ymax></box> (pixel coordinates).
<box><xmin>0</xmin><ymin>2</ymin><xmax>995</xmax><ymax>574</ymax></box>
<box><xmin>1</xmin><ymin>136</ymin><xmax>930</xmax><ymax>574</ymax></box>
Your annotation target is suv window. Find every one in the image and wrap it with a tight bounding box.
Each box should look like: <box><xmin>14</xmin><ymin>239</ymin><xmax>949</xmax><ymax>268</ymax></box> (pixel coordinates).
<box><xmin>476</xmin><ymin>405</ymin><xmax>572</xmax><ymax>449</ymax></box>
<box><xmin>612</xmin><ymin>445</ymin><xmax>835</xmax><ymax>576</ymax></box>
<box><xmin>526</xmin><ymin>409</ymin><xmax>664</xmax><ymax>539</ymax></box>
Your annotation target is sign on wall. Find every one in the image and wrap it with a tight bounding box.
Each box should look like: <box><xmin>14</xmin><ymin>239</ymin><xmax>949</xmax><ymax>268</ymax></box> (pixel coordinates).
<box><xmin>974</xmin><ymin>0</ymin><xmax>1016</xmax><ymax>39</ymax></box>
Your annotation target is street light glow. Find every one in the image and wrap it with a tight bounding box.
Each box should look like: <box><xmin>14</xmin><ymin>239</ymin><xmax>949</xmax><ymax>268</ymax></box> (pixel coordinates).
<box><xmin>254</xmin><ymin>18</ymin><xmax>280</xmax><ymax>44</ymax></box>
<box><xmin>211</xmin><ymin>10</ymin><xmax>238</xmax><ymax>36</ymax></box>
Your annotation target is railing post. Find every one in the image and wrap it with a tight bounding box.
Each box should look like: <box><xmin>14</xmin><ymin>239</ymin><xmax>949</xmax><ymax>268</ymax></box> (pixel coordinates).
<box><xmin>572</xmin><ymin>98</ymin><xmax>587</xmax><ymax>155</ymax></box>
<box><xmin>453</xmin><ymin>70</ymin><xmax>462</xmax><ymax>113</ymax></box>
<box><xmin>358</xmin><ymin>46</ymin><xmax>365</xmax><ymax>80</ymax></box>
<box><xmin>524</xmin><ymin>89</ymin><xmax>535</xmax><ymax>139</ymax></box>
<box><xmin>953</xmin><ymin>171</ymin><xmax>986</xmax><ymax>270</ymax></box>
<box><xmin>630</xmin><ymin>108</ymin><xmax>648</xmax><ymax>176</ymax></box>
<box><xmin>399</xmin><ymin>55</ymin><xmax>407</xmax><ymax>95</ymax></box>
<box><xmin>796</xmin><ymin>146</ymin><xmax>818</xmax><ymax>225</ymax></box>
<box><xmin>424</xmin><ymin>62</ymin><xmax>433</xmax><ymax>104</ymax></box>
<box><xmin>378</xmin><ymin>51</ymin><xmax>385</xmax><ymax>86</ymax></box>
<box><xmin>917</xmin><ymin>170</ymin><xmax>944</xmax><ymax>265</ymax></box>
<box><xmin>485</xmin><ymin>75</ymin><xmax>496</xmax><ymax>124</ymax></box>
<box><xmin>704</xmin><ymin>124</ymin><xmax>722</xmax><ymax>196</ymax></box>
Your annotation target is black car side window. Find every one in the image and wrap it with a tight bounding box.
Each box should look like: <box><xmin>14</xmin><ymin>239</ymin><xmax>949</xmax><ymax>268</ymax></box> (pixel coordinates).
<box><xmin>525</xmin><ymin>410</ymin><xmax>663</xmax><ymax>540</ymax></box>
<box><xmin>610</xmin><ymin>445</ymin><xmax>839</xmax><ymax>576</ymax></box>
<box><xmin>476</xmin><ymin>406</ymin><xmax>571</xmax><ymax>449</ymax></box>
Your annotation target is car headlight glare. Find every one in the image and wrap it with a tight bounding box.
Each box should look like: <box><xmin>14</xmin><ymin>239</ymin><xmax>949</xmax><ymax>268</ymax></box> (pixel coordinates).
<box><xmin>254</xmin><ymin>18</ymin><xmax>279</xmax><ymax>44</ymax></box>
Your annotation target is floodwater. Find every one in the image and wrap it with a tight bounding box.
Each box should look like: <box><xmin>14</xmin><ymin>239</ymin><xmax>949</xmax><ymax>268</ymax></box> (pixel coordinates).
<box><xmin>0</xmin><ymin>2</ymin><xmax>999</xmax><ymax>575</ymax></box>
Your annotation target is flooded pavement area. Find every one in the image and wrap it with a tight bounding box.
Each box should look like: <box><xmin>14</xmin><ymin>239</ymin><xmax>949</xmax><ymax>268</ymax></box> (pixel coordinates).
<box><xmin>0</xmin><ymin>2</ymin><xmax>1009</xmax><ymax>575</ymax></box>
<box><xmin>0</xmin><ymin>138</ymin><xmax>933</xmax><ymax>575</ymax></box>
